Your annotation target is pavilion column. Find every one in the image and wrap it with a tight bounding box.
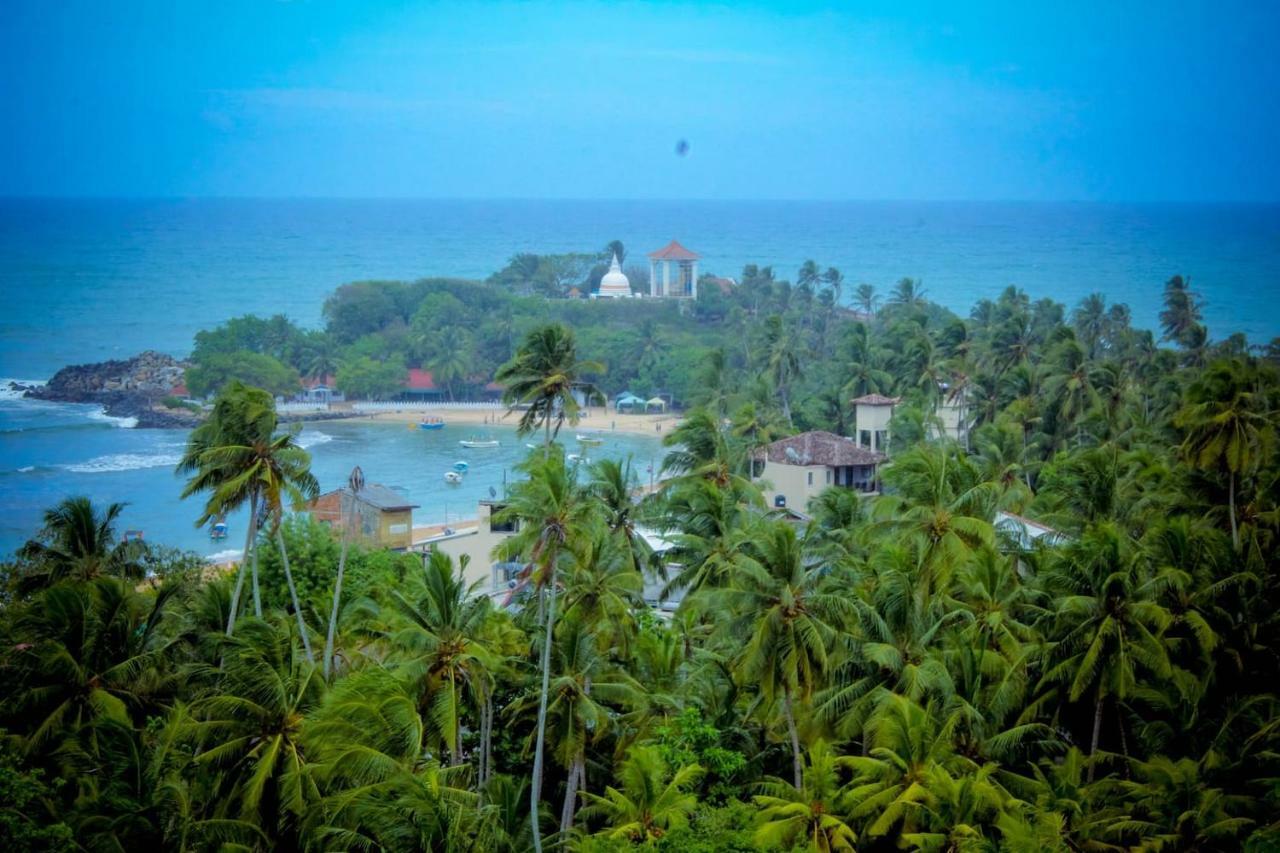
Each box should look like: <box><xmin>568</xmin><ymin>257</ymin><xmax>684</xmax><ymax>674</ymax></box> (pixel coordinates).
<box><xmin>650</xmin><ymin>260</ymin><xmax>657</xmax><ymax>297</ymax></box>
<box><xmin>662</xmin><ymin>261</ymin><xmax>670</xmax><ymax>298</ymax></box>
<box><xmin>691</xmin><ymin>261</ymin><xmax>698</xmax><ymax>298</ymax></box>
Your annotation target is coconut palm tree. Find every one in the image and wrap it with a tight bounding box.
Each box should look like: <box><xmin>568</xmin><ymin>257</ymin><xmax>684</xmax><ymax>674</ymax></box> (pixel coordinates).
<box><xmin>760</xmin><ymin>315</ymin><xmax>802</xmax><ymax>426</ymax></box>
<box><xmin>17</xmin><ymin>496</ymin><xmax>145</xmax><ymax>591</ymax></box>
<box><xmin>179</xmin><ymin>618</ymin><xmax>324</xmax><ymax>838</ymax></box>
<box><xmin>724</xmin><ymin>521</ymin><xmax>853</xmax><ymax>787</ymax></box>
<box><xmin>389</xmin><ymin>550</ymin><xmax>493</xmax><ymax>765</ymax></box>
<box><xmin>753</xmin><ymin>740</ymin><xmax>859</xmax><ymax>852</ymax></box>
<box><xmin>496</xmin><ymin>324</ymin><xmax>604</xmax><ymax>448</ymax></box>
<box><xmin>323</xmin><ymin>466</ymin><xmax>363</xmax><ymax>681</ymax></box>
<box><xmin>423</xmin><ymin>326</ymin><xmax>474</xmax><ymax>401</ymax></box>
<box><xmin>177</xmin><ymin>381</ymin><xmax>277</xmax><ymax>629</ymax></box>
<box><xmin>578</xmin><ymin>745</ymin><xmax>703</xmax><ymax>844</ymax></box>
<box><xmin>1039</xmin><ymin>522</ymin><xmax>1175</xmax><ymax>779</ymax></box>
<box><xmin>854</xmin><ymin>283</ymin><xmax>879</xmax><ymax>317</ymax></box>
<box><xmin>1175</xmin><ymin>358</ymin><xmax>1276</xmax><ymax>550</ymax></box>
<box><xmin>1159</xmin><ymin>275</ymin><xmax>1203</xmax><ymax>348</ymax></box>
<box><xmin>492</xmin><ymin>450</ymin><xmax>597</xmax><ymax>852</ymax></box>
<box><xmin>588</xmin><ymin>456</ymin><xmax>654</xmax><ymax>577</ymax></box>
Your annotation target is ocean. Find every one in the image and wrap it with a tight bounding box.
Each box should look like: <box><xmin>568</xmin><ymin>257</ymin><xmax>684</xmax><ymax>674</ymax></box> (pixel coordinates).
<box><xmin>1</xmin><ymin>198</ymin><xmax>1277</xmax><ymax>557</ymax></box>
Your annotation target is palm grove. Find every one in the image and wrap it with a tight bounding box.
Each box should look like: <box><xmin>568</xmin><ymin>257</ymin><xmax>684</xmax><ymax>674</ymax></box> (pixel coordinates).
<box><xmin>3</xmin><ymin>267</ymin><xmax>1280</xmax><ymax>851</ymax></box>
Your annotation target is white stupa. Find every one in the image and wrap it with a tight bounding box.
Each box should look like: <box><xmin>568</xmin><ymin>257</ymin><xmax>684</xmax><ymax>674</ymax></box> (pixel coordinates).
<box><xmin>596</xmin><ymin>253</ymin><xmax>632</xmax><ymax>298</ymax></box>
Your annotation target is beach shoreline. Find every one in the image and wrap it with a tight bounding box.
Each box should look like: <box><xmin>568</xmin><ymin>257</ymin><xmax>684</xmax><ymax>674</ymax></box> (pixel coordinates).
<box><xmin>345</xmin><ymin>405</ymin><xmax>682</xmax><ymax>438</ymax></box>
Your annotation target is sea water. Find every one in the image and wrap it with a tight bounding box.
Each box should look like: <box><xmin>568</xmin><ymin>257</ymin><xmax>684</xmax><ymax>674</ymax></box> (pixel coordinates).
<box><xmin>0</xmin><ymin>388</ymin><xmax>663</xmax><ymax>557</ymax></box>
<box><xmin>1</xmin><ymin>198</ymin><xmax>1278</xmax><ymax>556</ymax></box>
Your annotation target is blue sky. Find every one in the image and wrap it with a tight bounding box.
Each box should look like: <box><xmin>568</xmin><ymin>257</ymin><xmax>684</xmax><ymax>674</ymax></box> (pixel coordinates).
<box><xmin>3</xmin><ymin>0</ymin><xmax>1278</xmax><ymax>200</ymax></box>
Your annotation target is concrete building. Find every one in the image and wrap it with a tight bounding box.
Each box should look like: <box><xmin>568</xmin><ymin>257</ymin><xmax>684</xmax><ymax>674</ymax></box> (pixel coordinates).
<box><xmin>933</xmin><ymin>383</ymin><xmax>970</xmax><ymax>447</ymax></box>
<box><xmin>751</xmin><ymin>430</ymin><xmax>886</xmax><ymax>511</ymax></box>
<box><xmin>851</xmin><ymin>394</ymin><xmax>901</xmax><ymax>455</ymax></box>
<box><xmin>647</xmin><ymin>240</ymin><xmax>700</xmax><ymax>298</ymax></box>
<box><xmin>310</xmin><ymin>484</ymin><xmax>418</xmax><ymax>550</ymax></box>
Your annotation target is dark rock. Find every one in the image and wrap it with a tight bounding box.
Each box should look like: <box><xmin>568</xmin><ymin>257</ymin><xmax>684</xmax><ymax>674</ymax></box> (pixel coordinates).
<box><xmin>27</xmin><ymin>351</ymin><xmax>193</xmax><ymax>428</ymax></box>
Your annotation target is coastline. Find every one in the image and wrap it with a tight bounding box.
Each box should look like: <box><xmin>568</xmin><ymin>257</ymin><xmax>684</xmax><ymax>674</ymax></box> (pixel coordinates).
<box><xmin>347</xmin><ymin>405</ymin><xmax>682</xmax><ymax>438</ymax></box>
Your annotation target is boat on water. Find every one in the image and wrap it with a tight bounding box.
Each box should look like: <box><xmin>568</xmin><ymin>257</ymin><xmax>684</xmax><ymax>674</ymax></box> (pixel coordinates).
<box><xmin>444</xmin><ymin>471</ymin><xmax>463</xmax><ymax>484</ymax></box>
<box><xmin>418</xmin><ymin>417</ymin><xmax>445</xmax><ymax>430</ymax></box>
<box><xmin>210</xmin><ymin>521</ymin><xmax>229</xmax><ymax>540</ymax></box>
<box><xmin>567</xmin><ymin>453</ymin><xmax>584</xmax><ymax>463</ymax></box>
<box><xmin>526</xmin><ymin>442</ymin><xmax>539</xmax><ymax>450</ymax></box>
<box><xmin>460</xmin><ymin>437</ymin><xmax>500</xmax><ymax>448</ymax></box>
<box><xmin>576</xmin><ymin>433</ymin><xmax>604</xmax><ymax>445</ymax></box>
<box><xmin>452</xmin><ymin>460</ymin><xmax>469</xmax><ymax>473</ymax></box>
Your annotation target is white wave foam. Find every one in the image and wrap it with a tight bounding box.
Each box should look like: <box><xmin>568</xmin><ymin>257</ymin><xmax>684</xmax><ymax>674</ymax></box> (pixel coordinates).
<box><xmin>17</xmin><ymin>465</ymin><xmax>35</xmax><ymax>473</ymax></box>
<box><xmin>0</xmin><ymin>378</ymin><xmax>47</xmax><ymax>401</ymax></box>
<box><xmin>298</xmin><ymin>430</ymin><xmax>333</xmax><ymax>449</ymax></box>
<box><xmin>205</xmin><ymin>548</ymin><xmax>244</xmax><ymax>564</ymax></box>
<box><xmin>64</xmin><ymin>452</ymin><xmax>181</xmax><ymax>474</ymax></box>
<box><xmin>87</xmin><ymin>408</ymin><xmax>138</xmax><ymax>429</ymax></box>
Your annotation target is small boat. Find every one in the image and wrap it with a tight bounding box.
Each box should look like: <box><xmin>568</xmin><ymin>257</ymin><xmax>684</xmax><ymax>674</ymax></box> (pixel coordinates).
<box><xmin>418</xmin><ymin>417</ymin><xmax>445</xmax><ymax>430</ymax></box>
<box><xmin>452</xmin><ymin>460</ymin><xmax>469</xmax><ymax>473</ymax></box>
<box><xmin>526</xmin><ymin>442</ymin><xmax>539</xmax><ymax>450</ymax></box>
<box><xmin>444</xmin><ymin>471</ymin><xmax>463</xmax><ymax>484</ymax></box>
<box><xmin>576</xmin><ymin>434</ymin><xmax>604</xmax><ymax>446</ymax></box>
<box><xmin>460</xmin><ymin>438</ymin><xmax>500</xmax><ymax>449</ymax></box>
<box><xmin>567</xmin><ymin>453</ymin><xmax>583</xmax><ymax>463</ymax></box>
<box><xmin>210</xmin><ymin>521</ymin><xmax>229</xmax><ymax>540</ymax></box>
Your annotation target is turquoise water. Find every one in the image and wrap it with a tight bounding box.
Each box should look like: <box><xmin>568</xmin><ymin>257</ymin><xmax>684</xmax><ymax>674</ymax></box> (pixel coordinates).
<box><xmin>1</xmin><ymin>198</ymin><xmax>1277</xmax><ymax>557</ymax></box>
<box><xmin>0</xmin><ymin>397</ymin><xmax>662</xmax><ymax>558</ymax></box>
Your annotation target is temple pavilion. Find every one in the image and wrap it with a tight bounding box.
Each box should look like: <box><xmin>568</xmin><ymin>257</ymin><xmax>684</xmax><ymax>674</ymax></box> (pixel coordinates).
<box><xmin>647</xmin><ymin>240</ymin><xmax>700</xmax><ymax>298</ymax></box>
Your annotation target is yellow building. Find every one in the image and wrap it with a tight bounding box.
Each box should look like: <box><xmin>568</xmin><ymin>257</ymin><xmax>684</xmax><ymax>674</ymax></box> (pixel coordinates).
<box><xmin>310</xmin><ymin>484</ymin><xmax>419</xmax><ymax>550</ymax></box>
<box><xmin>752</xmin><ymin>430</ymin><xmax>886</xmax><ymax>512</ymax></box>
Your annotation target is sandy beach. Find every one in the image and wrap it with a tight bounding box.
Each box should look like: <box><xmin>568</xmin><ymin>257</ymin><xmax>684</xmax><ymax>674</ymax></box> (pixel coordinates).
<box><xmin>346</xmin><ymin>405</ymin><xmax>682</xmax><ymax>438</ymax></box>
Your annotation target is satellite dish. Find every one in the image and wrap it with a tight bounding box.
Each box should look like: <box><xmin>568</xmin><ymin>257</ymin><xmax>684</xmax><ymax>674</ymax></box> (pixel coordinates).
<box><xmin>488</xmin><ymin>486</ymin><xmax>497</xmax><ymax>500</ymax></box>
<box><xmin>785</xmin><ymin>446</ymin><xmax>802</xmax><ymax>463</ymax></box>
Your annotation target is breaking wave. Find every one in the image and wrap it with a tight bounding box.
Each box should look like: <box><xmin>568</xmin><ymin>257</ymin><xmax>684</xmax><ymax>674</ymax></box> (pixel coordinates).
<box><xmin>63</xmin><ymin>452</ymin><xmax>182</xmax><ymax>474</ymax></box>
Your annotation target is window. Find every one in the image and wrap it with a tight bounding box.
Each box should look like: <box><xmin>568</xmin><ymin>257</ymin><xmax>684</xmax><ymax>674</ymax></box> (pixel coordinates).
<box><xmin>826</xmin><ymin>469</ymin><xmax>832</xmax><ymax>484</ymax></box>
<box><xmin>807</xmin><ymin>471</ymin><xmax>813</xmax><ymax>485</ymax></box>
<box><xmin>490</xmin><ymin>517</ymin><xmax>517</xmax><ymax>533</ymax></box>
<box><xmin>860</xmin><ymin>429</ymin><xmax>872</xmax><ymax>448</ymax></box>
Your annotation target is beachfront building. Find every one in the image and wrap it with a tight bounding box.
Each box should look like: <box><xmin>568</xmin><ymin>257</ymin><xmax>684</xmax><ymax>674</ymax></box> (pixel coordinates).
<box><xmin>310</xmin><ymin>483</ymin><xmax>419</xmax><ymax>550</ymax></box>
<box><xmin>400</xmin><ymin>368</ymin><xmax>444</xmax><ymax>401</ymax></box>
<box><xmin>752</xmin><ymin>430</ymin><xmax>886</xmax><ymax>510</ymax></box>
<box><xmin>647</xmin><ymin>240</ymin><xmax>700</xmax><ymax>298</ymax></box>
<box><xmin>852</xmin><ymin>393</ymin><xmax>900</xmax><ymax>456</ymax></box>
<box><xmin>299</xmin><ymin>374</ymin><xmax>344</xmax><ymax>404</ymax></box>
<box><xmin>594</xmin><ymin>253</ymin><xmax>635</xmax><ymax>298</ymax></box>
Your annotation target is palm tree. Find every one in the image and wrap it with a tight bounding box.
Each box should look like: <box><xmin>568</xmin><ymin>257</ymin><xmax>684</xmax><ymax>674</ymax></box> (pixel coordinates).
<box><xmin>492</xmin><ymin>450</ymin><xmax>597</xmax><ymax>853</ymax></box>
<box><xmin>178</xmin><ymin>381</ymin><xmax>276</xmax><ymax>628</ymax></box>
<box><xmin>18</xmin><ymin>496</ymin><xmax>145</xmax><ymax>591</ymax></box>
<box><xmin>1159</xmin><ymin>274</ymin><xmax>1203</xmax><ymax>348</ymax></box>
<box><xmin>1039</xmin><ymin>522</ymin><xmax>1175</xmax><ymax>779</ymax></box>
<box><xmin>761</xmin><ymin>315</ymin><xmax>802</xmax><ymax>426</ymax></box>
<box><xmin>1073</xmin><ymin>293</ymin><xmax>1109</xmax><ymax>360</ymax></box>
<box><xmin>496</xmin><ymin>324</ymin><xmax>604</xmax><ymax>448</ymax></box>
<box><xmin>888</xmin><ymin>277</ymin><xmax>926</xmax><ymax>310</ymax></box>
<box><xmin>854</xmin><ymin>283</ymin><xmax>879</xmax><ymax>317</ymax></box>
<box><xmin>180</xmin><ymin>618</ymin><xmax>324</xmax><ymax>838</ymax></box>
<box><xmin>422</xmin><ymin>326</ymin><xmax>474</xmax><ymax>401</ymax></box>
<box><xmin>390</xmin><ymin>549</ymin><xmax>493</xmax><ymax>765</ymax></box>
<box><xmin>578</xmin><ymin>745</ymin><xmax>703</xmax><ymax>844</ymax></box>
<box><xmin>724</xmin><ymin>521</ymin><xmax>852</xmax><ymax>787</ymax></box>
<box><xmin>323</xmin><ymin>466</ymin><xmax>362</xmax><ymax>681</ymax></box>
<box><xmin>753</xmin><ymin>740</ymin><xmax>858</xmax><ymax>852</ymax></box>
<box><xmin>7</xmin><ymin>578</ymin><xmax>176</xmax><ymax>756</ymax></box>
<box><xmin>1175</xmin><ymin>358</ymin><xmax>1276</xmax><ymax>550</ymax></box>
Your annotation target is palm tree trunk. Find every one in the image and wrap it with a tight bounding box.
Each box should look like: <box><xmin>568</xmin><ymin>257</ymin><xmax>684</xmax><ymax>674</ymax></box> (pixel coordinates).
<box><xmin>226</xmin><ymin>499</ymin><xmax>260</xmax><ymax>635</ymax></box>
<box><xmin>225</xmin><ymin>560</ymin><xmax>249</xmax><ymax>636</ymax></box>
<box><xmin>783</xmin><ymin>686</ymin><xmax>803</xmax><ymax>789</ymax></box>
<box><xmin>323</xmin><ymin>491</ymin><xmax>351</xmax><ymax>680</ymax></box>
<box><xmin>1088</xmin><ymin>690</ymin><xmax>1105</xmax><ymax>782</ymax></box>
<box><xmin>248</xmin><ymin>492</ymin><xmax>262</xmax><ymax>618</ymax></box>
<box><xmin>277</xmin><ymin>528</ymin><xmax>315</xmax><ymax>665</ymax></box>
<box><xmin>1228</xmin><ymin>470</ymin><xmax>1240</xmax><ymax>551</ymax></box>
<box><xmin>530</xmin><ymin>563</ymin><xmax>558</xmax><ymax>853</ymax></box>
<box><xmin>479</xmin><ymin>688</ymin><xmax>493</xmax><ymax>789</ymax></box>
<box><xmin>560</xmin><ymin>750</ymin><xmax>582</xmax><ymax>835</ymax></box>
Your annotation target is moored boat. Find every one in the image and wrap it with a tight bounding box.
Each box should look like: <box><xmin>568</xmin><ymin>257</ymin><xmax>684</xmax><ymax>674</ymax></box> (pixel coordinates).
<box><xmin>210</xmin><ymin>521</ymin><xmax>228</xmax><ymax>540</ymax></box>
<box><xmin>444</xmin><ymin>471</ymin><xmax>463</xmax><ymax>484</ymax></box>
<box><xmin>459</xmin><ymin>437</ymin><xmax>500</xmax><ymax>448</ymax></box>
<box><xmin>576</xmin><ymin>433</ymin><xmax>604</xmax><ymax>445</ymax></box>
<box><xmin>452</xmin><ymin>460</ymin><xmax>469</xmax><ymax>473</ymax></box>
<box><xmin>419</xmin><ymin>417</ymin><xmax>445</xmax><ymax>430</ymax></box>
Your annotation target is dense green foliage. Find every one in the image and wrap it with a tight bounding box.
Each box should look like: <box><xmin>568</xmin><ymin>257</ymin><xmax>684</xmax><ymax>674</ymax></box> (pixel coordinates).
<box><xmin>4</xmin><ymin>271</ymin><xmax>1280</xmax><ymax>851</ymax></box>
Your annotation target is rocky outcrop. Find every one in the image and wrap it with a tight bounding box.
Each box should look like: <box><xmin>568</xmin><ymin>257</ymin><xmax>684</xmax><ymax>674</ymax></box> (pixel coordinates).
<box><xmin>26</xmin><ymin>351</ymin><xmax>195</xmax><ymax>428</ymax></box>
<box><xmin>34</xmin><ymin>351</ymin><xmax>189</xmax><ymax>398</ymax></box>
